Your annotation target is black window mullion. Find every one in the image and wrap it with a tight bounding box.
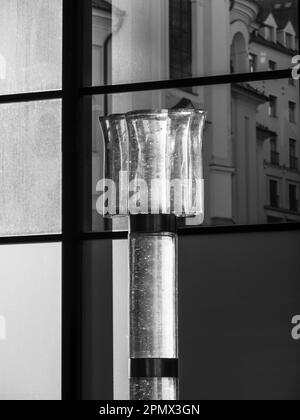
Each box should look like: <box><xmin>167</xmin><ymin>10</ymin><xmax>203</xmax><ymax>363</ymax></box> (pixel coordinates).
<box><xmin>0</xmin><ymin>234</ymin><xmax>63</xmax><ymax>245</ymax></box>
<box><xmin>61</xmin><ymin>0</ymin><xmax>82</xmax><ymax>401</ymax></box>
<box><xmin>0</xmin><ymin>90</ymin><xmax>62</xmax><ymax>105</ymax></box>
<box><xmin>79</xmin><ymin>69</ymin><xmax>292</xmax><ymax>96</ymax></box>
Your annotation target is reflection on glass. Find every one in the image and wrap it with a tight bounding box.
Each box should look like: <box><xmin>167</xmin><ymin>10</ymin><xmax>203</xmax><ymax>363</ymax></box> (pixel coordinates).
<box><xmin>92</xmin><ymin>77</ymin><xmax>300</xmax><ymax>231</ymax></box>
<box><xmin>0</xmin><ymin>243</ymin><xmax>61</xmax><ymax>400</ymax></box>
<box><xmin>99</xmin><ymin>114</ymin><xmax>129</xmax><ymax>216</ymax></box>
<box><xmin>98</xmin><ymin>110</ymin><xmax>206</xmax><ymax>217</ymax></box>
<box><xmin>0</xmin><ymin>100</ymin><xmax>62</xmax><ymax>236</ymax></box>
<box><xmin>0</xmin><ymin>0</ymin><xmax>62</xmax><ymax>94</ymax></box>
<box><xmin>90</xmin><ymin>0</ymin><xmax>298</xmax><ymax>86</ymax></box>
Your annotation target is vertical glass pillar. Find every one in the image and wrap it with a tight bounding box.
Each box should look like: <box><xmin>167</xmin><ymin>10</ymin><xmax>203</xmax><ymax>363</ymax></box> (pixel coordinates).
<box><xmin>129</xmin><ymin>215</ymin><xmax>178</xmax><ymax>400</ymax></box>
<box><xmin>99</xmin><ymin>109</ymin><xmax>206</xmax><ymax>400</ymax></box>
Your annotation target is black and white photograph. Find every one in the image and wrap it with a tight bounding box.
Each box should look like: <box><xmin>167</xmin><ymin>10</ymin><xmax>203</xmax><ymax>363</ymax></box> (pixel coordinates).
<box><xmin>0</xmin><ymin>0</ymin><xmax>299</xmax><ymax>404</ymax></box>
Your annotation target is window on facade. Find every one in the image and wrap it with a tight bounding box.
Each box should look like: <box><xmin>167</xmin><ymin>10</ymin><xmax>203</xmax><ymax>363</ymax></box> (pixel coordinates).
<box><xmin>249</xmin><ymin>53</ymin><xmax>257</xmax><ymax>73</ymax></box>
<box><xmin>269</xmin><ymin>95</ymin><xmax>277</xmax><ymax>117</ymax></box>
<box><xmin>269</xmin><ymin>180</ymin><xmax>279</xmax><ymax>208</ymax></box>
<box><xmin>289</xmin><ymin>101</ymin><xmax>296</xmax><ymax>123</ymax></box>
<box><xmin>289</xmin><ymin>184</ymin><xmax>298</xmax><ymax>212</ymax></box>
<box><xmin>290</xmin><ymin>139</ymin><xmax>298</xmax><ymax>170</ymax></box>
<box><xmin>286</xmin><ymin>32</ymin><xmax>293</xmax><ymax>49</ymax></box>
<box><xmin>89</xmin><ymin>0</ymin><xmax>299</xmax><ymax>84</ymax></box>
<box><xmin>269</xmin><ymin>60</ymin><xmax>277</xmax><ymax>71</ymax></box>
<box><xmin>265</xmin><ymin>25</ymin><xmax>275</xmax><ymax>42</ymax></box>
<box><xmin>270</xmin><ymin>136</ymin><xmax>279</xmax><ymax>165</ymax></box>
<box><xmin>169</xmin><ymin>0</ymin><xmax>192</xmax><ymax>81</ymax></box>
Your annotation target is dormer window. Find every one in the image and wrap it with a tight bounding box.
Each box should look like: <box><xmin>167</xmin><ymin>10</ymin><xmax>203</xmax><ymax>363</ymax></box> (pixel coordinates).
<box><xmin>286</xmin><ymin>33</ymin><xmax>293</xmax><ymax>49</ymax></box>
<box><xmin>265</xmin><ymin>25</ymin><xmax>275</xmax><ymax>42</ymax></box>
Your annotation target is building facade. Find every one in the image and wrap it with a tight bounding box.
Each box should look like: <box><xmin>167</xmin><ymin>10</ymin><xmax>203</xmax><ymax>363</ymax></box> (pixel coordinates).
<box><xmin>91</xmin><ymin>0</ymin><xmax>300</xmax><ymax>229</ymax></box>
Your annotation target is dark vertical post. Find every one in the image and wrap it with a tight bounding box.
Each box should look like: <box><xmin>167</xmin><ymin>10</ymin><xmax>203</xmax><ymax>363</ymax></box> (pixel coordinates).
<box><xmin>80</xmin><ymin>0</ymin><xmax>93</xmax><ymax>233</ymax></box>
<box><xmin>62</xmin><ymin>0</ymin><xmax>82</xmax><ymax>400</ymax></box>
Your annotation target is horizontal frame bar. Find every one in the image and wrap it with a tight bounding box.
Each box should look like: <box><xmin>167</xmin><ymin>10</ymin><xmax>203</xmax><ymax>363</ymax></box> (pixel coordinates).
<box><xmin>79</xmin><ymin>221</ymin><xmax>300</xmax><ymax>241</ymax></box>
<box><xmin>0</xmin><ymin>234</ymin><xmax>63</xmax><ymax>245</ymax></box>
<box><xmin>79</xmin><ymin>69</ymin><xmax>293</xmax><ymax>96</ymax></box>
<box><xmin>0</xmin><ymin>70</ymin><xmax>293</xmax><ymax>105</ymax></box>
<box><xmin>0</xmin><ymin>90</ymin><xmax>63</xmax><ymax>105</ymax></box>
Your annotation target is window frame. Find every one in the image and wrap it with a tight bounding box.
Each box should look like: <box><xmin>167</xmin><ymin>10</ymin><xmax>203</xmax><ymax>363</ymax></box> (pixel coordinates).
<box><xmin>269</xmin><ymin>94</ymin><xmax>278</xmax><ymax>117</ymax></box>
<box><xmin>289</xmin><ymin>100</ymin><xmax>296</xmax><ymax>123</ymax></box>
<box><xmin>0</xmin><ymin>0</ymin><xmax>299</xmax><ymax>400</ymax></box>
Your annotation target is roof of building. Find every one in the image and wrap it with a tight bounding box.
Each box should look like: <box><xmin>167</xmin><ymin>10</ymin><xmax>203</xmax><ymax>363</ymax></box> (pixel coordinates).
<box><xmin>232</xmin><ymin>83</ymin><xmax>269</xmax><ymax>103</ymax></box>
<box><xmin>256</xmin><ymin>0</ymin><xmax>298</xmax><ymax>35</ymax></box>
<box><xmin>250</xmin><ymin>32</ymin><xmax>297</xmax><ymax>55</ymax></box>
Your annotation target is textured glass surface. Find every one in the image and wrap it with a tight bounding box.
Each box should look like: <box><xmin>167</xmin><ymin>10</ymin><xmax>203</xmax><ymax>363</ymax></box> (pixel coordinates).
<box><xmin>0</xmin><ymin>243</ymin><xmax>61</xmax><ymax>400</ymax></box>
<box><xmin>99</xmin><ymin>115</ymin><xmax>129</xmax><ymax>215</ymax></box>
<box><xmin>130</xmin><ymin>233</ymin><xmax>177</xmax><ymax>359</ymax></box>
<box><xmin>0</xmin><ymin>100</ymin><xmax>62</xmax><ymax>236</ymax></box>
<box><xmin>98</xmin><ymin>110</ymin><xmax>206</xmax><ymax>217</ymax></box>
<box><xmin>130</xmin><ymin>378</ymin><xmax>178</xmax><ymax>401</ymax></box>
<box><xmin>90</xmin><ymin>0</ymin><xmax>298</xmax><ymax>86</ymax></box>
<box><xmin>0</xmin><ymin>0</ymin><xmax>62</xmax><ymax>94</ymax></box>
<box><xmin>127</xmin><ymin>111</ymin><xmax>170</xmax><ymax>215</ymax></box>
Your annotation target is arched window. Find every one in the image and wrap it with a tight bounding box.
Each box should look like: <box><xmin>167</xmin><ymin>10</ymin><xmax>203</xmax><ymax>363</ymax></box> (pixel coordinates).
<box><xmin>169</xmin><ymin>0</ymin><xmax>192</xmax><ymax>80</ymax></box>
<box><xmin>230</xmin><ymin>32</ymin><xmax>248</xmax><ymax>73</ymax></box>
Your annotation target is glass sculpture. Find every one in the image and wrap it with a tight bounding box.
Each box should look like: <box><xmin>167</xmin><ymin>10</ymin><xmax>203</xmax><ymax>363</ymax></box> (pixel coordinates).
<box><xmin>100</xmin><ymin>109</ymin><xmax>206</xmax><ymax>400</ymax></box>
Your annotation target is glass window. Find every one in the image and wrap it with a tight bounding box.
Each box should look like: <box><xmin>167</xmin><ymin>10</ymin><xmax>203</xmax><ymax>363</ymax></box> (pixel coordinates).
<box><xmin>289</xmin><ymin>139</ymin><xmax>298</xmax><ymax>169</ymax></box>
<box><xmin>85</xmin><ymin>77</ymin><xmax>300</xmax><ymax>232</ymax></box>
<box><xmin>0</xmin><ymin>100</ymin><xmax>62</xmax><ymax>237</ymax></box>
<box><xmin>289</xmin><ymin>101</ymin><xmax>296</xmax><ymax>123</ymax></box>
<box><xmin>270</xmin><ymin>136</ymin><xmax>279</xmax><ymax>165</ymax></box>
<box><xmin>249</xmin><ymin>53</ymin><xmax>257</xmax><ymax>73</ymax></box>
<box><xmin>289</xmin><ymin>184</ymin><xmax>298</xmax><ymax>211</ymax></box>
<box><xmin>269</xmin><ymin>60</ymin><xmax>277</xmax><ymax>71</ymax></box>
<box><xmin>178</xmin><ymin>231</ymin><xmax>300</xmax><ymax>399</ymax></box>
<box><xmin>269</xmin><ymin>95</ymin><xmax>277</xmax><ymax>117</ymax></box>
<box><xmin>269</xmin><ymin>180</ymin><xmax>279</xmax><ymax>208</ymax></box>
<box><xmin>286</xmin><ymin>32</ymin><xmax>293</xmax><ymax>49</ymax></box>
<box><xmin>0</xmin><ymin>0</ymin><xmax>62</xmax><ymax>95</ymax></box>
<box><xmin>88</xmin><ymin>0</ymin><xmax>298</xmax><ymax>86</ymax></box>
<box><xmin>265</xmin><ymin>25</ymin><xmax>275</xmax><ymax>42</ymax></box>
<box><xmin>169</xmin><ymin>0</ymin><xmax>192</xmax><ymax>81</ymax></box>
<box><xmin>0</xmin><ymin>243</ymin><xmax>61</xmax><ymax>400</ymax></box>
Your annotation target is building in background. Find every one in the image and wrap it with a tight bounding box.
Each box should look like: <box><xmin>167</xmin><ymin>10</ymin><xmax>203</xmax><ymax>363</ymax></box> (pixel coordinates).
<box><xmin>91</xmin><ymin>0</ymin><xmax>300</xmax><ymax>229</ymax></box>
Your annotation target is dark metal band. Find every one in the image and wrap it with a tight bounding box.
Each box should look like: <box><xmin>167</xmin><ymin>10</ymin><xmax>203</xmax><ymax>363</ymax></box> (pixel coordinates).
<box><xmin>130</xmin><ymin>358</ymin><xmax>178</xmax><ymax>378</ymax></box>
<box><xmin>129</xmin><ymin>215</ymin><xmax>177</xmax><ymax>234</ymax></box>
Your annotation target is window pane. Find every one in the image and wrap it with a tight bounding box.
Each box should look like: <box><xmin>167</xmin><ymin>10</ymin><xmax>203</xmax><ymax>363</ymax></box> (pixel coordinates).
<box><xmin>0</xmin><ymin>243</ymin><xmax>61</xmax><ymax>400</ymax></box>
<box><xmin>178</xmin><ymin>231</ymin><xmax>300</xmax><ymax>399</ymax></box>
<box><xmin>0</xmin><ymin>100</ymin><xmax>62</xmax><ymax>236</ymax></box>
<box><xmin>83</xmin><ymin>78</ymin><xmax>299</xmax><ymax>232</ymax></box>
<box><xmin>0</xmin><ymin>0</ymin><xmax>62</xmax><ymax>95</ymax></box>
<box><xmin>88</xmin><ymin>0</ymin><xmax>299</xmax><ymax>86</ymax></box>
<box><xmin>81</xmin><ymin>239</ymin><xmax>113</xmax><ymax>400</ymax></box>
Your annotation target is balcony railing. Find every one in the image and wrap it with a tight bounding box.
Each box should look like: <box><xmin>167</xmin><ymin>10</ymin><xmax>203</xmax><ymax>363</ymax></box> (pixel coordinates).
<box><xmin>290</xmin><ymin>156</ymin><xmax>298</xmax><ymax>170</ymax></box>
<box><xmin>270</xmin><ymin>151</ymin><xmax>280</xmax><ymax>166</ymax></box>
